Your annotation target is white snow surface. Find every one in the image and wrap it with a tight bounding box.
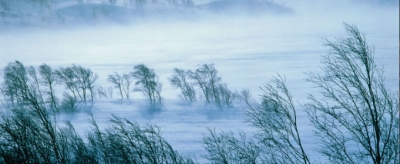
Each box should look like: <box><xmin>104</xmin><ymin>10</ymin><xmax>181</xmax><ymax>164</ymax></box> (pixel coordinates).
<box><xmin>0</xmin><ymin>0</ymin><xmax>398</xmax><ymax>163</ymax></box>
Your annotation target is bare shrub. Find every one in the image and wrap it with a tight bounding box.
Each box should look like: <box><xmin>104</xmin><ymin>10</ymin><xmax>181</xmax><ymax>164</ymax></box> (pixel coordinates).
<box><xmin>203</xmin><ymin>128</ymin><xmax>260</xmax><ymax>164</ymax></box>
<box><xmin>60</xmin><ymin>93</ymin><xmax>78</xmax><ymax>112</ymax></box>
<box><xmin>87</xmin><ymin>115</ymin><xmax>196</xmax><ymax>163</ymax></box>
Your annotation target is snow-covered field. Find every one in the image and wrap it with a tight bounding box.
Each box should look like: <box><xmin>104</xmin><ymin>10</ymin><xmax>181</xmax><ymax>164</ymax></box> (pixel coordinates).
<box><xmin>0</xmin><ymin>0</ymin><xmax>398</xmax><ymax>162</ymax></box>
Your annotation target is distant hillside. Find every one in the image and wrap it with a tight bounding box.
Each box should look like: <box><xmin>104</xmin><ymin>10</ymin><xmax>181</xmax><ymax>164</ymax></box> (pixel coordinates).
<box><xmin>0</xmin><ymin>0</ymin><xmax>293</xmax><ymax>27</ymax></box>
<box><xmin>198</xmin><ymin>0</ymin><xmax>294</xmax><ymax>15</ymax></box>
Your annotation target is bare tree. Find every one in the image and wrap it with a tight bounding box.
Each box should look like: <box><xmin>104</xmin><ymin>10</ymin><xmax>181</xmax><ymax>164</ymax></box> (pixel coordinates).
<box><xmin>71</xmin><ymin>65</ymin><xmax>98</xmax><ymax>103</ymax></box>
<box><xmin>107</xmin><ymin>87</ymin><xmax>114</xmax><ymax>99</ymax></box>
<box><xmin>56</xmin><ymin>66</ymin><xmax>80</xmax><ymax>101</ymax></box>
<box><xmin>246</xmin><ymin>75</ymin><xmax>310</xmax><ymax>164</ymax></box>
<box><xmin>189</xmin><ymin>63</ymin><xmax>221</xmax><ymax>103</ymax></box>
<box><xmin>216</xmin><ymin>83</ymin><xmax>238</xmax><ymax>107</ymax></box>
<box><xmin>56</xmin><ymin>65</ymin><xmax>98</xmax><ymax>103</ymax></box>
<box><xmin>169</xmin><ymin>68</ymin><xmax>196</xmax><ymax>101</ymax></box>
<box><xmin>0</xmin><ymin>61</ymin><xmax>64</xmax><ymax>163</ymax></box>
<box><xmin>305</xmin><ymin>24</ymin><xmax>398</xmax><ymax>164</ymax></box>
<box><xmin>122</xmin><ymin>74</ymin><xmax>133</xmax><ymax>100</ymax></box>
<box><xmin>0</xmin><ymin>61</ymin><xmax>29</xmax><ymax>107</ymax></box>
<box><xmin>96</xmin><ymin>86</ymin><xmax>109</xmax><ymax>99</ymax></box>
<box><xmin>131</xmin><ymin>64</ymin><xmax>162</xmax><ymax>104</ymax></box>
<box><xmin>108</xmin><ymin>72</ymin><xmax>124</xmax><ymax>99</ymax></box>
<box><xmin>171</xmin><ymin>64</ymin><xmax>237</xmax><ymax>107</ymax></box>
<box><xmin>39</xmin><ymin>64</ymin><xmax>59</xmax><ymax>111</ymax></box>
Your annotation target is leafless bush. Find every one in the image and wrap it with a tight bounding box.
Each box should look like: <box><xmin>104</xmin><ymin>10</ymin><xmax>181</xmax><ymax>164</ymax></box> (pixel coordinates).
<box><xmin>87</xmin><ymin>115</ymin><xmax>196</xmax><ymax>164</ymax></box>
<box><xmin>58</xmin><ymin>121</ymin><xmax>97</xmax><ymax>164</ymax></box>
<box><xmin>60</xmin><ymin>92</ymin><xmax>78</xmax><ymax>112</ymax></box>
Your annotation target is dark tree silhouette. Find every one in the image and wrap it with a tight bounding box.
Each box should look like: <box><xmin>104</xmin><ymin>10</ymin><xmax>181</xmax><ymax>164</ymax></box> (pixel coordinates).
<box><xmin>189</xmin><ymin>63</ymin><xmax>221</xmax><ymax>103</ymax></box>
<box><xmin>39</xmin><ymin>64</ymin><xmax>59</xmax><ymax>111</ymax></box>
<box><xmin>131</xmin><ymin>64</ymin><xmax>162</xmax><ymax>104</ymax></box>
<box><xmin>56</xmin><ymin>66</ymin><xmax>80</xmax><ymax>101</ymax></box>
<box><xmin>71</xmin><ymin>65</ymin><xmax>98</xmax><ymax>103</ymax></box>
<box><xmin>171</xmin><ymin>64</ymin><xmax>237</xmax><ymax>107</ymax></box>
<box><xmin>246</xmin><ymin>75</ymin><xmax>310</xmax><ymax>164</ymax></box>
<box><xmin>108</xmin><ymin>72</ymin><xmax>125</xmax><ymax>100</ymax></box>
<box><xmin>169</xmin><ymin>68</ymin><xmax>196</xmax><ymax>101</ymax></box>
<box><xmin>216</xmin><ymin>83</ymin><xmax>238</xmax><ymax>108</ymax></box>
<box><xmin>121</xmin><ymin>74</ymin><xmax>133</xmax><ymax>100</ymax></box>
<box><xmin>305</xmin><ymin>24</ymin><xmax>398</xmax><ymax>164</ymax></box>
<box><xmin>56</xmin><ymin>65</ymin><xmax>98</xmax><ymax>103</ymax></box>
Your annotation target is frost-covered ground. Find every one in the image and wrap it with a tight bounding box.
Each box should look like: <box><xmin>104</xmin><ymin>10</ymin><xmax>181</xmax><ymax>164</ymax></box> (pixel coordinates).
<box><xmin>0</xmin><ymin>0</ymin><xmax>398</xmax><ymax>162</ymax></box>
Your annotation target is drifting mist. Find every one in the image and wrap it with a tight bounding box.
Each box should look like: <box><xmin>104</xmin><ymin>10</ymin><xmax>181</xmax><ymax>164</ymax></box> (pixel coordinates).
<box><xmin>0</xmin><ymin>0</ymin><xmax>398</xmax><ymax>163</ymax></box>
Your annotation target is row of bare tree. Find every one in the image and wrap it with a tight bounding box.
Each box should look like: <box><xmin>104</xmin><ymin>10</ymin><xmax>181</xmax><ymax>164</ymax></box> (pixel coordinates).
<box><xmin>107</xmin><ymin>63</ymin><xmax>240</xmax><ymax>107</ymax></box>
<box><xmin>0</xmin><ymin>62</ymin><xmax>99</xmax><ymax>112</ymax></box>
<box><xmin>0</xmin><ymin>60</ymin><xmax>237</xmax><ymax>110</ymax></box>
